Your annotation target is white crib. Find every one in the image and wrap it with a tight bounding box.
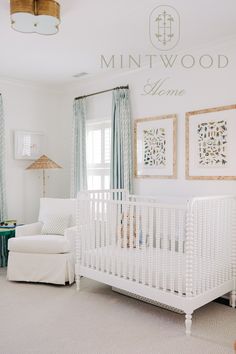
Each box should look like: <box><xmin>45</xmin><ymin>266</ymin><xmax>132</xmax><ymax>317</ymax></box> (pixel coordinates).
<box><xmin>75</xmin><ymin>190</ymin><xmax>236</xmax><ymax>335</ymax></box>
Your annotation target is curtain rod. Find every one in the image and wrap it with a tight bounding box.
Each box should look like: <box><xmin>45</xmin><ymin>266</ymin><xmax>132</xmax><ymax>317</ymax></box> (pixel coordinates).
<box><xmin>75</xmin><ymin>85</ymin><xmax>129</xmax><ymax>100</ymax></box>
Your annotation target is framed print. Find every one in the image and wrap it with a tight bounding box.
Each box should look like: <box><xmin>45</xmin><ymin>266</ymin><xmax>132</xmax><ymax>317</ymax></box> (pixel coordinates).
<box><xmin>14</xmin><ymin>130</ymin><xmax>45</xmax><ymax>160</ymax></box>
<box><xmin>134</xmin><ymin>114</ymin><xmax>177</xmax><ymax>179</ymax></box>
<box><xmin>186</xmin><ymin>104</ymin><xmax>236</xmax><ymax>180</ymax></box>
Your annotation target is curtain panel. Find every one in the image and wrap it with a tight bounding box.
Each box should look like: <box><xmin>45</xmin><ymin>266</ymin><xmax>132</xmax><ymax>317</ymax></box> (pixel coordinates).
<box><xmin>0</xmin><ymin>94</ymin><xmax>7</xmax><ymax>221</ymax></box>
<box><xmin>111</xmin><ymin>88</ymin><xmax>133</xmax><ymax>193</ymax></box>
<box><xmin>71</xmin><ymin>98</ymin><xmax>87</xmax><ymax>197</ymax></box>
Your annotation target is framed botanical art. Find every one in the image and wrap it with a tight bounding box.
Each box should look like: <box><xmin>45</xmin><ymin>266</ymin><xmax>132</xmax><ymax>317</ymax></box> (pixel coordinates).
<box><xmin>134</xmin><ymin>114</ymin><xmax>177</xmax><ymax>179</ymax></box>
<box><xmin>186</xmin><ymin>104</ymin><xmax>236</xmax><ymax>180</ymax></box>
<box><xmin>14</xmin><ymin>130</ymin><xmax>45</xmax><ymax>160</ymax></box>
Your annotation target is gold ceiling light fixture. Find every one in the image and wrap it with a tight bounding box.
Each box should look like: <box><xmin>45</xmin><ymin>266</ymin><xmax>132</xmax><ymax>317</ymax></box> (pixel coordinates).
<box><xmin>10</xmin><ymin>0</ymin><xmax>60</xmax><ymax>35</ymax></box>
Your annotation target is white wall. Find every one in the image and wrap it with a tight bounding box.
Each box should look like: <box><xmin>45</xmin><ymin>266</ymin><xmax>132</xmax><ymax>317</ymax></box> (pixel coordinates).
<box><xmin>1</xmin><ymin>38</ymin><xmax>236</xmax><ymax>223</ymax></box>
<box><xmin>60</xmin><ymin>39</ymin><xmax>236</xmax><ymax>198</ymax></box>
<box><xmin>0</xmin><ymin>79</ymin><xmax>70</xmax><ymax>224</ymax></box>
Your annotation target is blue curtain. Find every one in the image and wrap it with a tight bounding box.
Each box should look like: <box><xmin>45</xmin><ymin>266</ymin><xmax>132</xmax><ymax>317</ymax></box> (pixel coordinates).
<box><xmin>110</xmin><ymin>88</ymin><xmax>133</xmax><ymax>193</ymax></box>
<box><xmin>0</xmin><ymin>94</ymin><xmax>7</xmax><ymax>221</ymax></box>
<box><xmin>71</xmin><ymin>98</ymin><xmax>87</xmax><ymax>197</ymax></box>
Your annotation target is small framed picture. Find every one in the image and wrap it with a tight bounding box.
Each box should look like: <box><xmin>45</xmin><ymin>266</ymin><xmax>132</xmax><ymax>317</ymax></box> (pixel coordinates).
<box><xmin>186</xmin><ymin>104</ymin><xmax>236</xmax><ymax>180</ymax></box>
<box><xmin>14</xmin><ymin>131</ymin><xmax>45</xmax><ymax>160</ymax></box>
<box><xmin>134</xmin><ymin>114</ymin><xmax>177</xmax><ymax>179</ymax></box>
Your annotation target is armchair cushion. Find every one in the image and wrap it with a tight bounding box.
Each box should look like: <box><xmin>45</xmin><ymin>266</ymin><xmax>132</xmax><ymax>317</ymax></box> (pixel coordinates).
<box><xmin>38</xmin><ymin>198</ymin><xmax>76</xmax><ymax>226</ymax></box>
<box><xmin>41</xmin><ymin>214</ymin><xmax>71</xmax><ymax>236</ymax></box>
<box><xmin>8</xmin><ymin>235</ymin><xmax>71</xmax><ymax>254</ymax></box>
<box><xmin>15</xmin><ymin>222</ymin><xmax>43</xmax><ymax>237</ymax></box>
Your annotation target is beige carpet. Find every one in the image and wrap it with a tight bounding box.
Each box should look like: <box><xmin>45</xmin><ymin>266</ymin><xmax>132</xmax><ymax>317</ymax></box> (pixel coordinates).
<box><xmin>0</xmin><ymin>268</ymin><xmax>235</xmax><ymax>354</ymax></box>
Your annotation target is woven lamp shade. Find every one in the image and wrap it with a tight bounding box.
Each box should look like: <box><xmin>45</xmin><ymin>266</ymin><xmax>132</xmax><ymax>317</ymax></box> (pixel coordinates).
<box><xmin>26</xmin><ymin>155</ymin><xmax>62</xmax><ymax>170</ymax></box>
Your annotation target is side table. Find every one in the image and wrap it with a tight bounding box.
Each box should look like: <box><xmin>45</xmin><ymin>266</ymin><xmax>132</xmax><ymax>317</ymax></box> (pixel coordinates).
<box><xmin>0</xmin><ymin>228</ymin><xmax>15</xmax><ymax>267</ymax></box>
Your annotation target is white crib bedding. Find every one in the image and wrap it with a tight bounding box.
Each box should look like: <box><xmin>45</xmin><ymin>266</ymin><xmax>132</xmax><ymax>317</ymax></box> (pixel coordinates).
<box><xmin>82</xmin><ymin>246</ymin><xmax>229</xmax><ymax>294</ymax></box>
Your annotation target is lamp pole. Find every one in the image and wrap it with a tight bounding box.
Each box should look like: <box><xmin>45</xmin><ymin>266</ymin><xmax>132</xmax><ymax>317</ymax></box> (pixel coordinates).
<box><xmin>43</xmin><ymin>169</ymin><xmax>46</xmax><ymax>197</ymax></box>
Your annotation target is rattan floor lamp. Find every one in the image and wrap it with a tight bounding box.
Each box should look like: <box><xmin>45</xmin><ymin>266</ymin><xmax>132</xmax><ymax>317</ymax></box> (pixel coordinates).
<box><xmin>26</xmin><ymin>155</ymin><xmax>62</xmax><ymax>197</ymax></box>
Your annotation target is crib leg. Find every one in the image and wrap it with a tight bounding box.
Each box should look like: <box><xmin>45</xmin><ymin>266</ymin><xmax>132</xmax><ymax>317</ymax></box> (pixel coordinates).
<box><xmin>76</xmin><ymin>275</ymin><xmax>81</xmax><ymax>291</ymax></box>
<box><xmin>230</xmin><ymin>291</ymin><xmax>236</xmax><ymax>308</ymax></box>
<box><xmin>75</xmin><ymin>263</ymin><xmax>81</xmax><ymax>291</ymax></box>
<box><xmin>185</xmin><ymin>313</ymin><xmax>193</xmax><ymax>336</ymax></box>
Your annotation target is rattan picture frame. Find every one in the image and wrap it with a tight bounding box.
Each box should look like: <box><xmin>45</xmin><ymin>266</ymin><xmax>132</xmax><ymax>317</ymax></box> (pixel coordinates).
<box><xmin>134</xmin><ymin>114</ymin><xmax>177</xmax><ymax>179</ymax></box>
<box><xmin>186</xmin><ymin>104</ymin><xmax>236</xmax><ymax>180</ymax></box>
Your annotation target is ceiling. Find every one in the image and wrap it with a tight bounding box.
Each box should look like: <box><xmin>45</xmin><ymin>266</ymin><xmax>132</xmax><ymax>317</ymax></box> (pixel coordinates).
<box><xmin>0</xmin><ymin>0</ymin><xmax>236</xmax><ymax>85</ymax></box>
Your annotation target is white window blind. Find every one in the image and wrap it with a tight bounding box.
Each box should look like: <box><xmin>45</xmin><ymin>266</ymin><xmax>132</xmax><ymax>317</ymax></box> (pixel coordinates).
<box><xmin>86</xmin><ymin>120</ymin><xmax>111</xmax><ymax>190</ymax></box>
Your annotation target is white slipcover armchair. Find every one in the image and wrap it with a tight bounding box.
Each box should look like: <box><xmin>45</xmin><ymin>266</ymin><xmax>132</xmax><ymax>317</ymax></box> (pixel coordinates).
<box><xmin>7</xmin><ymin>198</ymin><xmax>76</xmax><ymax>285</ymax></box>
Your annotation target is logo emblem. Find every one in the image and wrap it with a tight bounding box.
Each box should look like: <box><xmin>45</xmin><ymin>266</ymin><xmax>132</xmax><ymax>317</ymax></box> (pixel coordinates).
<box><xmin>149</xmin><ymin>5</ymin><xmax>180</xmax><ymax>51</ymax></box>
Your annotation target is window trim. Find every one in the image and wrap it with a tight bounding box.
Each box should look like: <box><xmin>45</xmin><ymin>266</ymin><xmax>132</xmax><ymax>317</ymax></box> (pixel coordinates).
<box><xmin>86</xmin><ymin>119</ymin><xmax>111</xmax><ymax>190</ymax></box>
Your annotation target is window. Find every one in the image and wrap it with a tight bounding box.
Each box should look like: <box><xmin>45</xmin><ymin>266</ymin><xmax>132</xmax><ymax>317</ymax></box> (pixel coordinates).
<box><xmin>86</xmin><ymin>120</ymin><xmax>111</xmax><ymax>190</ymax></box>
